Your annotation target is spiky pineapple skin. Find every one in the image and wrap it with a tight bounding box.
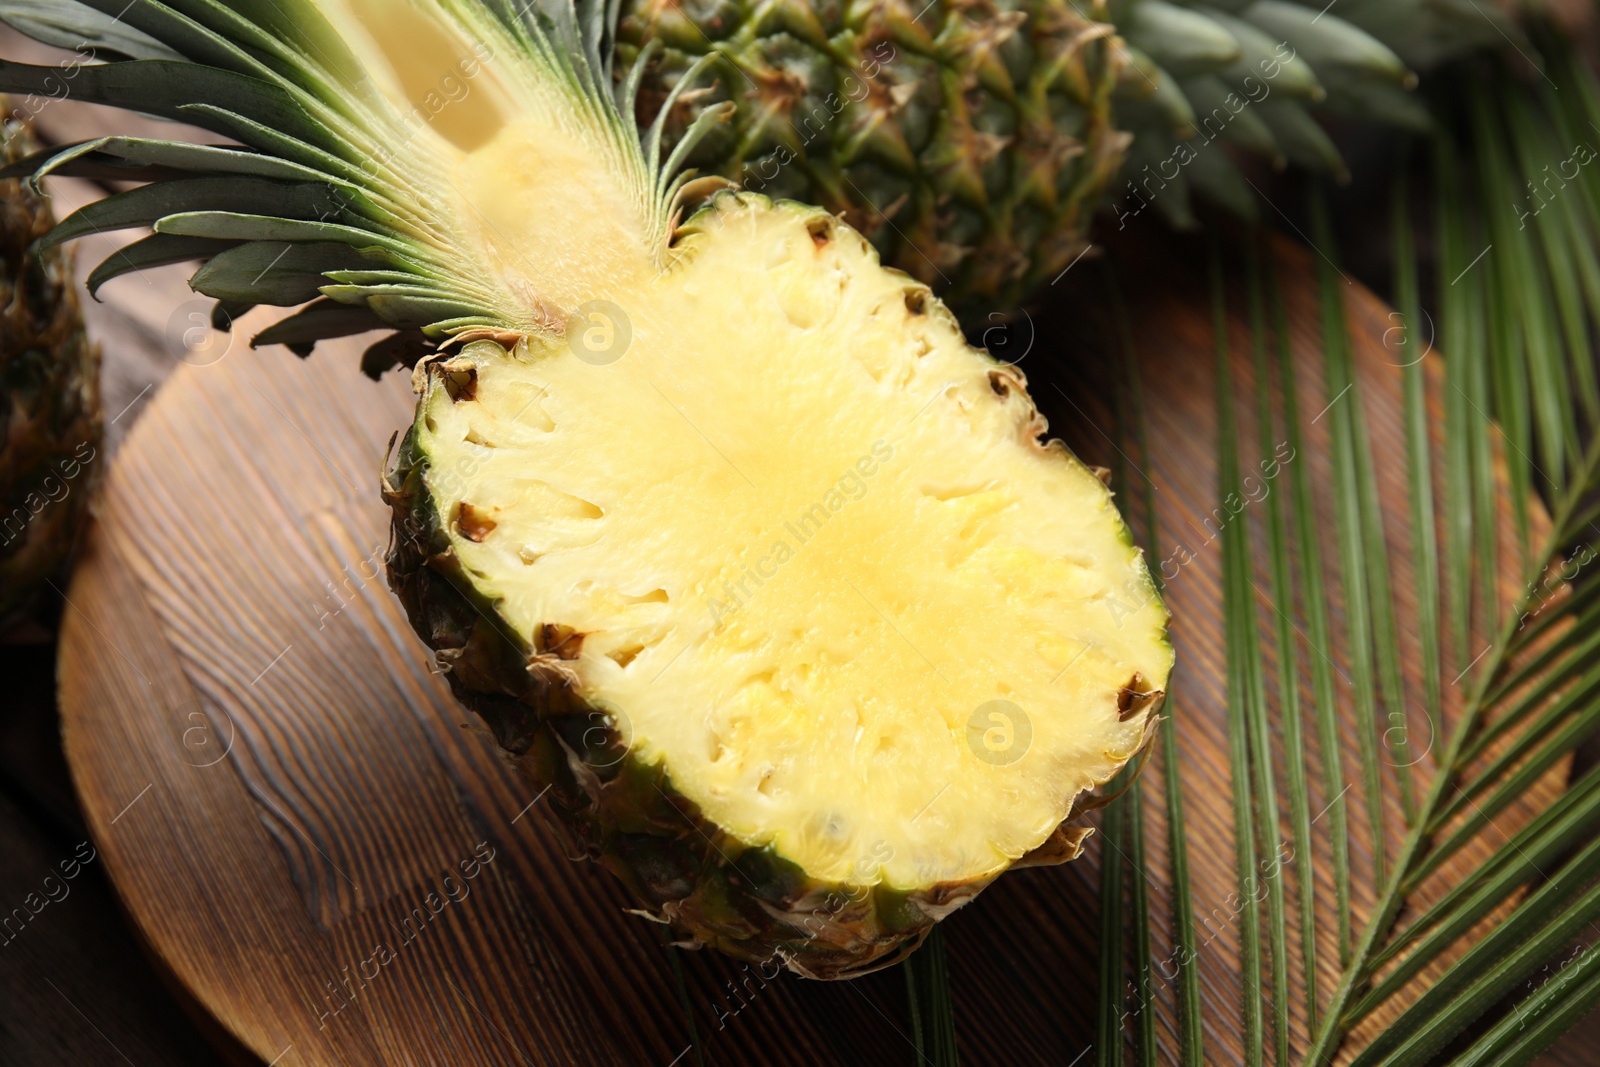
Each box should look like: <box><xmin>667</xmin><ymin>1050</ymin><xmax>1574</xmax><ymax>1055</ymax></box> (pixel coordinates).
<box><xmin>616</xmin><ymin>0</ymin><xmax>1129</xmax><ymax>314</ymax></box>
<box><xmin>620</xmin><ymin>0</ymin><xmax>1526</xmax><ymax>270</ymax></box>
<box><xmin>0</xmin><ymin>104</ymin><xmax>99</xmax><ymax>625</ymax></box>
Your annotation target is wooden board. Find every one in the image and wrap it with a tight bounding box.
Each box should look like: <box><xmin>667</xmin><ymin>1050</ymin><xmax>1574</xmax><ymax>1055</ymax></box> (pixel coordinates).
<box><xmin>56</xmin><ymin>229</ymin><xmax>1560</xmax><ymax>1066</ymax></box>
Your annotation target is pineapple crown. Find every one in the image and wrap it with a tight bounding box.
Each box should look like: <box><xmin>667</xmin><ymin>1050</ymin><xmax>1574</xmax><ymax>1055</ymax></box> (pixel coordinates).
<box><xmin>0</xmin><ymin>0</ymin><xmax>730</xmax><ymax>375</ymax></box>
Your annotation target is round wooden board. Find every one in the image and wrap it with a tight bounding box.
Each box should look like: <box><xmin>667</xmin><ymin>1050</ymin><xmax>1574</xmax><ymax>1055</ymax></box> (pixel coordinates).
<box><xmin>58</xmin><ymin>230</ymin><xmax>1560</xmax><ymax>1065</ymax></box>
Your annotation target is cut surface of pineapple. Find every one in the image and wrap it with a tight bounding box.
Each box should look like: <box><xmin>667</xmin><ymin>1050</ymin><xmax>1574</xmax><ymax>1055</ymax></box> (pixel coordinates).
<box><xmin>411</xmin><ymin>195</ymin><xmax>1170</xmax><ymax>889</ymax></box>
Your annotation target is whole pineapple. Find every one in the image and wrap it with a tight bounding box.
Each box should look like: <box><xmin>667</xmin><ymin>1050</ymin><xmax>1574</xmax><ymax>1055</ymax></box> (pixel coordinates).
<box><xmin>0</xmin><ymin>100</ymin><xmax>98</xmax><ymax>626</ymax></box>
<box><xmin>618</xmin><ymin>0</ymin><xmax>1521</xmax><ymax>309</ymax></box>
<box><xmin>615</xmin><ymin>0</ymin><xmax>1130</xmax><ymax>312</ymax></box>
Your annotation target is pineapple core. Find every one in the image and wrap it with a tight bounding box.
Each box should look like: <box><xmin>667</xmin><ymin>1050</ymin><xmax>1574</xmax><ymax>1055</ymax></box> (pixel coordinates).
<box><xmin>413</xmin><ymin>199</ymin><xmax>1171</xmax><ymax>888</ymax></box>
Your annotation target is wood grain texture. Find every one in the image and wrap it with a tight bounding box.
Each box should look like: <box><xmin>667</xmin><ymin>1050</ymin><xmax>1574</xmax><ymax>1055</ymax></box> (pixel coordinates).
<box><xmin>54</xmin><ymin>228</ymin><xmax>1569</xmax><ymax>1066</ymax></box>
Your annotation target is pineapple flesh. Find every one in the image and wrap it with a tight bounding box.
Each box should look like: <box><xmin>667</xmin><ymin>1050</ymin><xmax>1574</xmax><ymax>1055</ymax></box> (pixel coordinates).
<box><xmin>1</xmin><ymin>0</ymin><xmax>1168</xmax><ymax>975</ymax></box>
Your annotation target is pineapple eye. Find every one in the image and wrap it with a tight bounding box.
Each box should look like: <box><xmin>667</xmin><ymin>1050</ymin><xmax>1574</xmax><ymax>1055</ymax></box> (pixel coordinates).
<box><xmin>454</xmin><ymin>502</ymin><xmax>497</xmax><ymax>543</ymax></box>
<box><xmin>441</xmin><ymin>364</ymin><xmax>478</xmax><ymax>402</ymax></box>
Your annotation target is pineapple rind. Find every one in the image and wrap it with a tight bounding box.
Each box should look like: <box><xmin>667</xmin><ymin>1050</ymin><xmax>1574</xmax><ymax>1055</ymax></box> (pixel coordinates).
<box><xmin>624</xmin><ymin>0</ymin><xmax>1523</xmax><ymax>281</ymax></box>
<box><xmin>0</xmin><ymin>104</ymin><xmax>99</xmax><ymax>624</ymax></box>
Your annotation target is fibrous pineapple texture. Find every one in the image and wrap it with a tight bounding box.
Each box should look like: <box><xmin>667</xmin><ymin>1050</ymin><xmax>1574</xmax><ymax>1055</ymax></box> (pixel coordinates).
<box><xmin>0</xmin><ymin>0</ymin><xmax>1169</xmax><ymax>974</ymax></box>
<box><xmin>0</xmin><ymin>102</ymin><xmax>99</xmax><ymax>625</ymax></box>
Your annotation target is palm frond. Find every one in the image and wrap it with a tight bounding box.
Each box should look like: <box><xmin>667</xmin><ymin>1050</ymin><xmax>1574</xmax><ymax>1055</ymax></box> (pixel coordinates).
<box><xmin>1304</xmin><ymin>29</ymin><xmax>1600</xmax><ymax>1061</ymax></box>
<box><xmin>1095</xmin><ymin>19</ymin><xmax>1600</xmax><ymax>1064</ymax></box>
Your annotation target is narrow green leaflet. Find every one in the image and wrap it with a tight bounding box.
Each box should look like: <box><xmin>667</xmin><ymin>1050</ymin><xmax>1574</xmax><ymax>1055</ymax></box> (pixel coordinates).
<box><xmin>1212</xmin><ymin>238</ymin><xmax>1266</xmax><ymax>1067</ymax></box>
<box><xmin>1309</xmin><ymin>193</ymin><xmax>1398</xmax><ymax>878</ymax></box>
<box><xmin>656</xmin><ymin>925</ymin><xmax>705</xmax><ymax>1067</ymax></box>
<box><xmin>1097</xmin><ymin>767</ymin><xmax>1128</xmax><ymax>1067</ymax></box>
<box><xmin>1108</xmin><ymin>268</ymin><xmax>1204</xmax><ymax>1066</ymax></box>
<box><xmin>1248</xmin><ymin>237</ymin><xmax>1320</xmax><ymax>1044</ymax></box>
<box><xmin>1393</xmin><ymin>162</ymin><xmax>1443</xmax><ymax>739</ymax></box>
<box><xmin>905</xmin><ymin>926</ymin><xmax>959</xmax><ymax>1067</ymax></box>
<box><xmin>1268</xmin><ymin>243</ymin><xmax>1354</xmax><ymax>967</ymax></box>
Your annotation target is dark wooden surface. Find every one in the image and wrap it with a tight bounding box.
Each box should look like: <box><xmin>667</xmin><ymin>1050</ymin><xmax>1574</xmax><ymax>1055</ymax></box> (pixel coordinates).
<box><xmin>32</xmin><ymin>219</ymin><xmax>1582</xmax><ymax>1067</ymax></box>
<box><xmin>0</xmin><ymin>647</ymin><xmax>234</xmax><ymax>1066</ymax></box>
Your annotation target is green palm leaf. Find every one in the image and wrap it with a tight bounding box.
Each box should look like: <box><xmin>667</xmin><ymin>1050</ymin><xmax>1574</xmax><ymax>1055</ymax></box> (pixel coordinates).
<box><xmin>1214</xmin><ymin>235</ymin><xmax>1278</xmax><ymax>1067</ymax></box>
<box><xmin>1090</xmin><ymin>17</ymin><xmax>1600</xmax><ymax>1065</ymax></box>
<box><xmin>1306</xmin><ymin>37</ymin><xmax>1600</xmax><ymax>1058</ymax></box>
<box><xmin>906</xmin><ymin>926</ymin><xmax>960</xmax><ymax>1066</ymax></box>
<box><xmin>1248</xmin><ymin>242</ymin><xmax>1322</xmax><ymax>1044</ymax></box>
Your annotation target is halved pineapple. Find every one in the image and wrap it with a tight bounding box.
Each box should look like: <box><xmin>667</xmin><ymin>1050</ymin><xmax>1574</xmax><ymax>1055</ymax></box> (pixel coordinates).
<box><xmin>388</xmin><ymin>194</ymin><xmax>1170</xmax><ymax>976</ymax></box>
<box><xmin>3</xmin><ymin>0</ymin><xmax>1169</xmax><ymax>976</ymax></box>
